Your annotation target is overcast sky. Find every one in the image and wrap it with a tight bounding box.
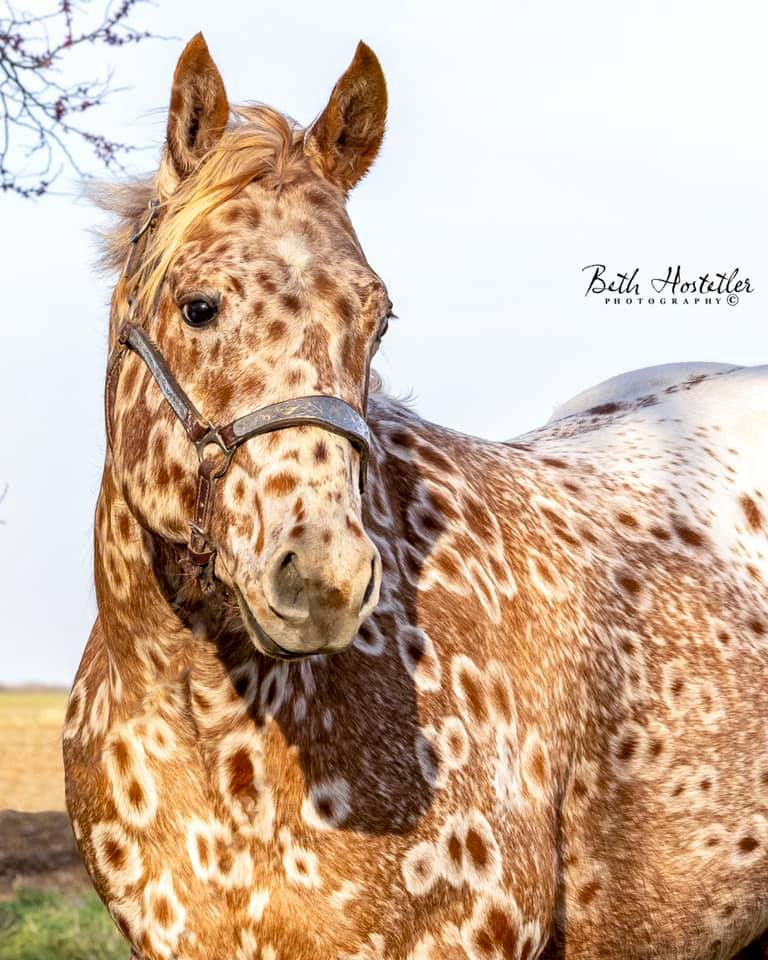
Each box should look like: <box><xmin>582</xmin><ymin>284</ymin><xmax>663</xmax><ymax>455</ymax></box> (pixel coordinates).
<box><xmin>2</xmin><ymin>0</ymin><xmax>767</xmax><ymax>684</ymax></box>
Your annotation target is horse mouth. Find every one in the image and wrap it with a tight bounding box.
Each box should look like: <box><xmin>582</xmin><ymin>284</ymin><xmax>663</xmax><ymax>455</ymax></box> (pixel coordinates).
<box><xmin>234</xmin><ymin>587</ymin><xmax>316</xmax><ymax>661</ymax></box>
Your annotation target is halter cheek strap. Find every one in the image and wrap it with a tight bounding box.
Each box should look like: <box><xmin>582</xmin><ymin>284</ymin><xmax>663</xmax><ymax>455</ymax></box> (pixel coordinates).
<box><xmin>106</xmin><ymin>200</ymin><xmax>372</xmax><ymax>591</ymax></box>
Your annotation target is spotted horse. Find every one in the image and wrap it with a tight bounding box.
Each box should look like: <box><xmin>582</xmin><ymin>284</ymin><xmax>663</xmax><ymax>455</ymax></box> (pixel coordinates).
<box><xmin>63</xmin><ymin>32</ymin><xmax>768</xmax><ymax>960</ymax></box>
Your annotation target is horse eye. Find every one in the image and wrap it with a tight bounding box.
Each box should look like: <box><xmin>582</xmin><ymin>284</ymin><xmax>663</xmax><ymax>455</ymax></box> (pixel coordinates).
<box><xmin>181</xmin><ymin>298</ymin><xmax>218</xmax><ymax>327</ymax></box>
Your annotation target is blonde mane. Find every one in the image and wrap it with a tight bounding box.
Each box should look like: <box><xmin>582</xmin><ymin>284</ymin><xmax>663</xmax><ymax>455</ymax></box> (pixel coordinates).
<box><xmin>90</xmin><ymin>104</ymin><xmax>308</xmax><ymax>312</ymax></box>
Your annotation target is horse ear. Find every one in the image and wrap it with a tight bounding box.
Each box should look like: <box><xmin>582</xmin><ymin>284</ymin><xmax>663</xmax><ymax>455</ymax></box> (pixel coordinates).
<box><xmin>305</xmin><ymin>42</ymin><xmax>387</xmax><ymax>192</ymax></box>
<box><xmin>165</xmin><ymin>33</ymin><xmax>229</xmax><ymax>179</ymax></box>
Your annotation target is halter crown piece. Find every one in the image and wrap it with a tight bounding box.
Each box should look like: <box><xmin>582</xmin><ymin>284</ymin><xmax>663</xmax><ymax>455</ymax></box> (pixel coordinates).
<box><xmin>105</xmin><ymin>199</ymin><xmax>372</xmax><ymax>591</ymax></box>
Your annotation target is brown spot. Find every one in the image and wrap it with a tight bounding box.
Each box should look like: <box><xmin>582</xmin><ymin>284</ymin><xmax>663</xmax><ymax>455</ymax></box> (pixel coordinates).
<box><xmin>541</xmin><ymin>506</ymin><xmax>564</xmax><ymax>527</ymax></box>
<box><xmin>578</xmin><ymin>880</ymin><xmax>601</xmax><ymax>906</ymax></box>
<box><xmin>447</xmin><ymin>833</ymin><xmax>462</xmax><ymax>865</ymax></box>
<box><xmin>103</xmin><ymin>839</ymin><xmax>125</xmax><ymax>869</ymax></box>
<box><xmin>587</xmin><ymin>402</ymin><xmax>623</xmax><ymax>416</ymax></box>
<box><xmin>314</xmin><ymin>440</ymin><xmax>328</xmax><ymax>463</ymax></box>
<box><xmin>228</xmin><ymin>748</ymin><xmax>254</xmax><ymax>796</ymax></box>
<box><xmin>390</xmin><ymin>429</ymin><xmax>414</xmax><ymax>449</ymax></box>
<box><xmin>406</xmin><ymin>634</ymin><xmax>425</xmax><ymax>664</ymax></box>
<box><xmin>673</xmin><ymin>522</ymin><xmax>705</xmax><ymax>547</ymax></box>
<box><xmin>305</xmin><ymin>187</ymin><xmax>336</xmax><ymax>212</ymax></box>
<box><xmin>541</xmin><ymin>457</ymin><xmax>567</xmax><ymax>469</ymax></box>
<box><xmin>534</xmin><ymin>557</ymin><xmax>555</xmax><ymax>586</ymax></box>
<box><xmin>618</xmin><ymin>574</ymin><xmax>641</xmax><ymax>596</ymax></box>
<box><xmin>700</xmin><ymin>778</ymin><xmax>712</xmax><ymax>792</ymax></box>
<box><xmin>196</xmin><ymin>835</ymin><xmax>210</xmax><ymax>868</ymax></box>
<box><xmin>617</xmin><ymin>512</ymin><xmax>638</xmax><ymax>528</ymax></box>
<box><xmin>267</xmin><ymin>319</ymin><xmax>287</xmax><ymax>342</ymax></box>
<box><xmin>334</xmin><ymin>294</ymin><xmax>355</xmax><ymax>324</ymax></box>
<box><xmin>740</xmin><ymin>494</ymin><xmax>763</xmax><ymax>532</ymax></box>
<box><xmin>290</xmin><ymin>524</ymin><xmax>305</xmax><ymax>540</ymax></box>
<box><xmin>436</xmin><ymin>551</ymin><xmax>461</xmax><ymax>579</ymax></box>
<box><xmin>117</xmin><ymin>512</ymin><xmax>132</xmax><ymax>540</ymax></box>
<box><xmin>458</xmin><ymin>668</ymin><xmax>487</xmax><ymax>722</ymax></box>
<box><xmin>112</xmin><ymin>739</ymin><xmax>131</xmax><ymax>775</ymax></box>
<box><xmin>739</xmin><ymin>836</ymin><xmax>759</xmax><ymax>853</ymax></box>
<box><xmin>216</xmin><ymin>837</ymin><xmax>234</xmax><ymax>873</ymax></box>
<box><xmin>281</xmin><ymin>292</ymin><xmax>301</xmax><ymax>314</ymax></box>
<box><xmin>478</xmin><ymin>907</ymin><xmax>519</xmax><ymax>959</ymax></box>
<box><xmin>257</xmin><ymin>271</ymin><xmax>277</xmax><ymax>294</ymax></box>
<box><xmin>418</xmin><ymin>444</ymin><xmax>454</xmax><ymax>474</ymax></box>
<box><xmin>572</xmin><ymin>778</ymin><xmax>588</xmax><ymax>799</ymax></box>
<box><xmin>466</xmin><ymin>829</ymin><xmax>488</xmax><ymax>869</ymax></box>
<box><xmin>529</xmin><ymin>746</ymin><xmax>547</xmax><ymax>785</ymax></box>
<box><xmin>264</xmin><ymin>472</ymin><xmax>299</xmax><ymax>497</ymax></box>
<box><xmin>750</xmin><ymin>619</ymin><xmax>766</xmax><ymax>637</ymax></box>
<box><xmin>490</xmin><ymin>677</ymin><xmax>511</xmax><ymax>719</ymax></box>
<box><xmin>313</xmin><ymin>270</ymin><xmax>337</xmax><ymax>298</ymax></box>
<box><xmin>127</xmin><ymin>780</ymin><xmax>144</xmax><ymax>807</ymax></box>
<box><xmin>64</xmin><ymin>691</ymin><xmax>81</xmax><ymax>724</ymax></box>
<box><xmin>154</xmin><ymin>895</ymin><xmax>171</xmax><ymax>927</ymax></box>
<box><xmin>617</xmin><ymin>736</ymin><xmax>637</xmax><ymax>761</ymax></box>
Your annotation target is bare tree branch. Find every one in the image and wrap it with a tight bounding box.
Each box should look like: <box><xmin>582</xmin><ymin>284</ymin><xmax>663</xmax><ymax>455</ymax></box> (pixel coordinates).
<box><xmin>0</xmin><ymin>0</ymin><xmax>161</xmax><ymax>197</ymax></box>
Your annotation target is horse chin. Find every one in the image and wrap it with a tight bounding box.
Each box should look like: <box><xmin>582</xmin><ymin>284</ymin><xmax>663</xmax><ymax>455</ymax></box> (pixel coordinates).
<box><xmin>234</xmin><ymin>586</ymin><xmax>352</xmax><ymax>661</ymax></box>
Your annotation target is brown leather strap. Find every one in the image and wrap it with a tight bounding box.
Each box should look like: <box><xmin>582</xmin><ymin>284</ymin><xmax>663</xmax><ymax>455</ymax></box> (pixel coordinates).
<box><xmin>117</xmin><ymin>324</ymin><xmax>210</xmax><ymax>443</ymax></box>
<box><xmin>187</xmin><ymin>458</ymin><xmax>219</xmax><ymax>568</ymax></box>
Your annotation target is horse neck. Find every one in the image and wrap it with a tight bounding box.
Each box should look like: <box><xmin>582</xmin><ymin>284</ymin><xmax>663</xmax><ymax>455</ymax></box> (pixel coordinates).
<box><xmin>94</xmin><ymin>463</ymin><xmax>202</xmax><ymax>698</ymax></box>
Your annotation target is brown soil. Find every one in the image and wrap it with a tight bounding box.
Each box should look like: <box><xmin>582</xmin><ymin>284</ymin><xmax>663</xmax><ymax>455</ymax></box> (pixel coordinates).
<box><xmin>0</xmin><ymin>810</ymin><xmax>90</xmax><ymax>898</ymax></box>
<box><xmin>0</xmin><ymin>691</ymin><xmax>92</xmax><ymax>897</ymax></box>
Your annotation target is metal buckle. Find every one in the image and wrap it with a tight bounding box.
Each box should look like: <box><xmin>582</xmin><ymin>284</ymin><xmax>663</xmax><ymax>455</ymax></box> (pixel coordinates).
<box><xmin>130</xmin><ymin>198</ymin><xmax>161</xmax><ymax>245</ymax></box>
<box><xmin>194</xmin><ymin>428</ymin><xmax>235</xmax><ymax>478</ymax></box>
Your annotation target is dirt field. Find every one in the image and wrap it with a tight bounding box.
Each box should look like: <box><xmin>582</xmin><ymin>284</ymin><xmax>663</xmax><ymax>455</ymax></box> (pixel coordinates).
<box><xmin>0</xmin><ymin>690</ymin><xmax>68</xmax><ymax>812</ymax></box>
<box><xmin>0</xmin><ymin>690</ymin><xmax>90</xmax><ymax>898</ymax></box>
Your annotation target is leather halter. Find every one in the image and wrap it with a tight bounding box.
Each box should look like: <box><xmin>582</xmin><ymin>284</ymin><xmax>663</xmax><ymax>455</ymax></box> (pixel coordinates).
<box><xmin>106</xmin><ymin>200</ymin><xmax>371</xmax><ymax>590</ymax></box>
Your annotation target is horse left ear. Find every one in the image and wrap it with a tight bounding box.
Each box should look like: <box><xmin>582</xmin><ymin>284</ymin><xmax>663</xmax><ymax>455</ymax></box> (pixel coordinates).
<box><xmin>305</xmin><ymin>42</ymin><xmax>387</xmax><ymax>192</ymax></box>
<box><xmin>165</xmin><ymin>33</ymin><xmax>229</xmax><ymax>179</ymax></box>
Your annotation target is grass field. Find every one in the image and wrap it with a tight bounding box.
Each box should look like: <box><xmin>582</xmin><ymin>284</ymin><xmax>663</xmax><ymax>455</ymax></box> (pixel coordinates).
<box><xmin>0</xmin><ymin>690</ymin><xmax>127</xmax><ymax>959</ymax></box>
<box><xmin>0</xmin><ymin>889</ymin><xmax>127</xmax><ymax>960</ymax></box>
<box><xmin>0</xmin><ymin>690</ymin><xmax>68</xmax><ymax>812</ymax></box>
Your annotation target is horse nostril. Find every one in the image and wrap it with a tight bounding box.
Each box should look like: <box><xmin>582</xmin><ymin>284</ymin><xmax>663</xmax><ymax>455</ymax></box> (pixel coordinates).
<box><xmin>361</xmin><ymin>558</ymin><xmax>376</xmax><ymax>608</ymax></box>
<box><xmin>265</xmin><ymin>551</ymin><xmax>308</xmax><ymax>622</ymax></box>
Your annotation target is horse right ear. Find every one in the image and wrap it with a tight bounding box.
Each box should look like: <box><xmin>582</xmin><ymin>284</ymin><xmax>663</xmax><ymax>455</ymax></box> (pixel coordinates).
<box><xmin>163</xmin><ymin>33</ymin><xmax>229</xmax><ymax>181</ymax></box>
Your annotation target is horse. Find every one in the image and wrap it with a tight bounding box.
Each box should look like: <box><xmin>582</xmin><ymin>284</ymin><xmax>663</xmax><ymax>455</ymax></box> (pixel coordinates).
<box><xmin>63</xmin><ymin>33</ymin><xmax>768</xmax><ymax>960</ymax></box>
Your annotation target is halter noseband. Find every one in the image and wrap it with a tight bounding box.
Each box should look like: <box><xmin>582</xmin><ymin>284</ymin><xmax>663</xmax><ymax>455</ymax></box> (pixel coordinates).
<box><xmin>105</xmin><ymin>200</ymin><xmax>371</xmax><ymax>591</ymax></box>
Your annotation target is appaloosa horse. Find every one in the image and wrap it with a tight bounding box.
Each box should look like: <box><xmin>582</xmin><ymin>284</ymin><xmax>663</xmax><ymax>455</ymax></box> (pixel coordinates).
<box><xmin>64</xmin><ymin>33</ymin><xmax>768</xmax><ymax>960</ymax></box>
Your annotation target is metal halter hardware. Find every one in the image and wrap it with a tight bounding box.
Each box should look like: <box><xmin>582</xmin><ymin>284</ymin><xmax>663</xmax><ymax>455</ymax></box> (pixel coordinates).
<box><xmin>106</xmin><ymin>200</ymin><xmax>372</xmax><ymax>590</ymax></box>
